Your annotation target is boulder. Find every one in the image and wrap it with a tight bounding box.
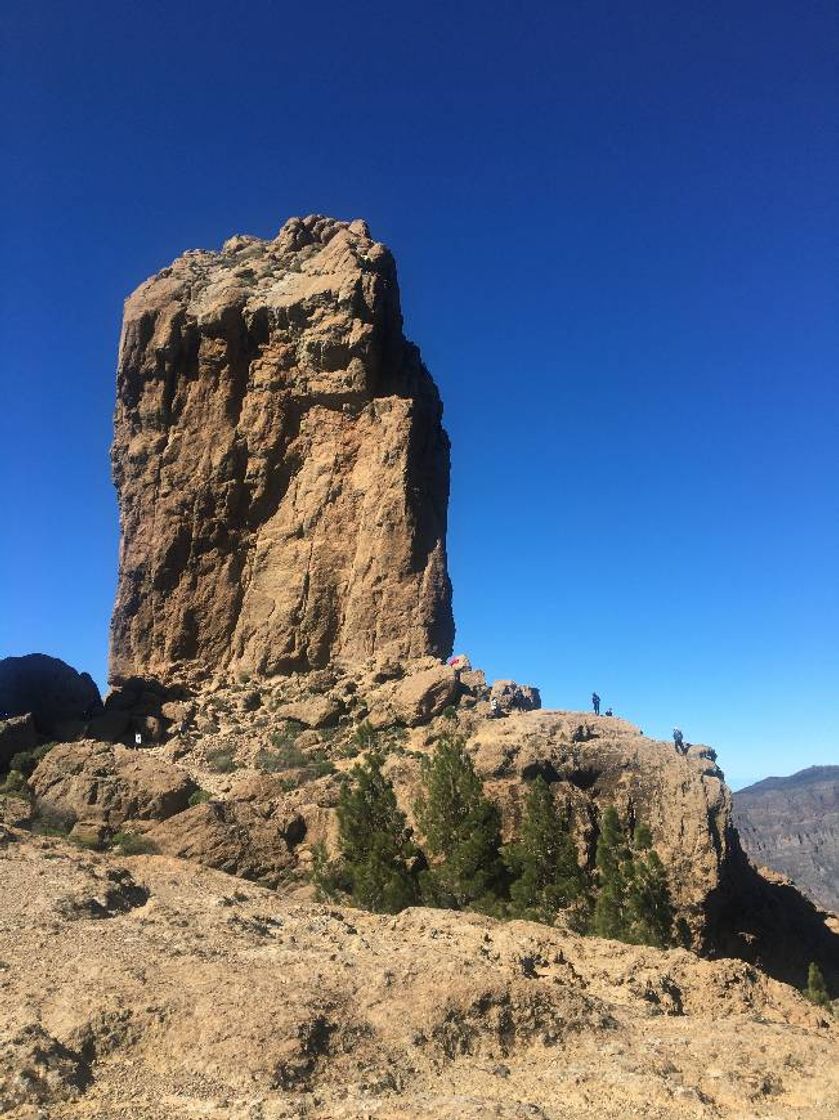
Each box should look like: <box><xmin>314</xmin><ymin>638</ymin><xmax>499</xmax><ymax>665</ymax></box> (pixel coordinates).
<box><xmin>490</xmin><ymin>679</ymin><xmax>541</xmax><ymax>713</ymax></box>
<box><xmin>391</xmin><ymin>664</ymin><xmax>458</xmax><ymax>726</ymax></box>
<box><xmin>0</xmin><ymin>654</ymin><xmax>101</xmax><ymax>736</ymax></box>
<box><xmin>276</xmin><ymin>695</ymin><xmax>341</xmax><ymax>729</ymax></box>
<box><xmin>147</xmin><ymin>796</ymin><xmax>307</xmax><ymax>886</ymax></box>
<box><xmin>459</xmin><ymin>669</ymin><xmax>488</xmax><ymax>697</ymax></box>
<box><xmin>29</xmin><ymin>741</ymin><xmax>196</xmax><ymax>833</ymax></box>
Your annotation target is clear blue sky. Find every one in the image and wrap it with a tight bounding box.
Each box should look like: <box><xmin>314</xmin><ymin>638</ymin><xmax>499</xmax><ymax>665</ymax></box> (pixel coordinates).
<box><xmin>1</xmin><ymin>1</ymin><xmax>836</xmax><ymax>788</ymax></box>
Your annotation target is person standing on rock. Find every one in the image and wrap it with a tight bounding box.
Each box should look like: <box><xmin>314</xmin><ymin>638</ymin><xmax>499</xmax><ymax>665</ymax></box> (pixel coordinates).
<box><xmin>592</xmin><ymin>692</ymin><xmax>601</xmax><ymax>716</ymax></box>
<box><xmin>673</xmin><ymin>728</ymin><xmax>685</xmax><ymax>753</ymax></box>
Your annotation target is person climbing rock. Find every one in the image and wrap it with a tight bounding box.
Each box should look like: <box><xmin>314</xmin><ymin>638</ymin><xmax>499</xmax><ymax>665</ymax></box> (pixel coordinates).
<box><xmin>592</xmin><ymin>692</ymin><xmax>601</xmax><ymax>716</ymax></box>
<box><xmin>673</xmin><ymin>727</ymin><xmax>685</xmax><ymax>753</ymax></box>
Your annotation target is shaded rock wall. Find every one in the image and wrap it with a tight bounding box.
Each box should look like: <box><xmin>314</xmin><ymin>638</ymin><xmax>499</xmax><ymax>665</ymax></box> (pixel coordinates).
<box><xmin>110</xmin><ymin>215</ymin><xmax>453</xmax><ymax>686</ymax></box>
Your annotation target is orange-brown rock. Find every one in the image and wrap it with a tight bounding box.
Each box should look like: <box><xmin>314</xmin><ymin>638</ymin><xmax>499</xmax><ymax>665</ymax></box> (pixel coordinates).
<box><xmin>110</xmin><ymin>215</ymin><xmax>453</xmax><ymax>687</ymax></box>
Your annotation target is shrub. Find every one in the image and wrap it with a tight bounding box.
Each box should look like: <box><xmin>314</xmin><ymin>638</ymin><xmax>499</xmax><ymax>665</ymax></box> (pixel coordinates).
<box><xmin>336</xmin><ymin>751</ymin><xmax>420</xmax><ymax>913</ymax></box>
<box><xmin>30</xmin><ymin>804</ymin><xmax>76</xmax><ymax>837</ymax></box>
<box><xmin>442</xmin><ymin>705</ymin><xmax>458</xmax><ymax>721</ymax></box>
<box><xmin>353</xmin><ymin>720</ymin><xmax>377</xmax><ymax>750</ymax></box>
<box><xmin>206</xmin><ymin>748</ymin><xmax>236</xmax><ymax>773</ymax></box>
<box><xmin>505</xmin><ymin>776</ymin><xmax>587</xmax><ymax>924</ymax></box>
<box><xmin>415</xmin><ymin>734</ymin><xmax>507</xmax><ymax>912</ymax></box>
<box><xmin>0</xmin><ymin>769</ymin><xmax>28</xmax><ymax>796</ymax></box>
<box><xmin>258</xmin><ymin>745</ymin><xmax>335</xmax><ymax>782</ymax></box>
<box><xmin>9</xmin><ymin>742</ymin><xmax>56</xmax><ymax>778</ymax></box>
<box><xmin>806</xmin><ymin>962</ymin><xmax>832</xmax><ymax>1010</ymax></box>
<box><xmin>270</xmin><ymin>720</ymin><xmax>305</xmax><ymax>749</ymax></box>
<box><xmin>188</xmin><ymin>789</ymin><xmax>212</xmax><ymax>807</ymax></box>
<box><xmin>112</xmin><ymin>831</ymin><xmax>158</xmax><ymax>856</ymax></box>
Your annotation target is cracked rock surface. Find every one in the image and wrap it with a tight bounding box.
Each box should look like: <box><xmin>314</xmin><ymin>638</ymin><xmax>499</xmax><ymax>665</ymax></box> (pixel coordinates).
<box><xmin>110</xmin><ymin>215</ymin><xmax>453</xmax><ymax>686</ymax></box>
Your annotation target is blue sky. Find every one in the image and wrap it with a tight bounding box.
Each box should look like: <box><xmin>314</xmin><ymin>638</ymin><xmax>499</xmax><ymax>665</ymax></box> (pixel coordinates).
<box><xmin>1</xmin><ymin>1</ymin><xmax>836</xmax><ymax>788</ymax></box>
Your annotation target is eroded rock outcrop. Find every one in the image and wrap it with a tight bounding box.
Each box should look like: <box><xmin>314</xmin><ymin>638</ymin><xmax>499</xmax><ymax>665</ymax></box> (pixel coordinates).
<box><xmin>110</xmin><ymin>215</ymin><xmax>453</xmax><ymax>686</ymax></box>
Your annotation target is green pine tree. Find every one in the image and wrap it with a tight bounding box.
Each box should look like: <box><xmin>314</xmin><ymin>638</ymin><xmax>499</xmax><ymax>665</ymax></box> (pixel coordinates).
<box><xmin>625</xmin><ymin>846</ymin><xmax>675</xmax><ymax>947</ymax></box>
<box><xmin>592</xmin><ymin>809</ymin><xmax>674</xmax><ymax>947</ymax></box>
<box><xmin>806</xmin><ymin>962</ymin><xmax>831</xmax><ymax>1010</ymax></box>
<box><xmin>335</xmin><ymin>751</ymin><xmax>419</xmax><ymax>914</ymax></box>
<box><xmin>592</xmin><ymin>805</ymin><xmax>630</xmax><ymax>939</ymax></box>
<box><xmin>415</xmin><ymin>734</ymin><xmax>507</xmax><ymax>911</ymax></box>
<box><xmin>505</xmin><ymin>776</ymin><xmax>586</xmax><ymax>924</ymax></box>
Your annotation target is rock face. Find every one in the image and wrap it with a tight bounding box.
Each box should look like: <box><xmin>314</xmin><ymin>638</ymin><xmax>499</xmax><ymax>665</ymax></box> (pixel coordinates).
<box><xmin>110</xmin><ymin>215</ymin><xmax>453</xmax><ymax>686</ymax></box>
<box><xmin>734</xmin><ymin>765</ymin><xmax>839</xmax><ymax>913</ymax></box>
<box><xmin>0</xmin><ymin>654</ymin><xmax>101</xmax><ymax>736</ymax></box>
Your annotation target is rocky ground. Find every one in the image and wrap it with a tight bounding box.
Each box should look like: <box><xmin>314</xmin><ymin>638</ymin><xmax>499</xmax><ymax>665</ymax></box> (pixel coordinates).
<box><xmin>5</xmin><ymin>657</ymin><xmax>837</xmax><ymax>992</ymax></box>
<box><xmin>1</xmin><ymin>825</ymin><xmax>836</xmax><ymax>1120</ymax></box>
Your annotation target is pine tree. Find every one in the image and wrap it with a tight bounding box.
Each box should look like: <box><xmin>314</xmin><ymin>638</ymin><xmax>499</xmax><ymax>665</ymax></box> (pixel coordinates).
<box><xmin>625</xmin><ymin>847</ymin><xmax>674</xmax><ymax>947</ymax></box>
<box><xmin>415</xmin><ymin>734</ymin><xmax>507</xmax><ymax>911</ymax></box>
<box><xmin>806</xmin><ymin>962</ymin><xmax>831</xmax><ymax>1010</ymax></box>
<box><xmin>592</xmin><ymin>805</ymin><xmax>630</xmax><ymax>939</ymax></box>
<box><xmin>592</xmin><ymin>809</ymin><xmax>674</xmax><ymax>947</ymax></box>
<box><xmin>505</xmin><ymin>776</ymin><xmax>586</xmax><ymax>924</ymax></box>
<box><xmin>336</xmin><ymin>751</ymin><xmax>419</xmax><ymax>914</ymax></box>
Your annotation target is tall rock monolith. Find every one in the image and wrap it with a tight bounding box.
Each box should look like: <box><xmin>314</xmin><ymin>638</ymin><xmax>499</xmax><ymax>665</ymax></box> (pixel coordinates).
<box><xmin>110</xmin><ymin>216</ymin><xmax>453</xmax><ymax>686</ymax></box>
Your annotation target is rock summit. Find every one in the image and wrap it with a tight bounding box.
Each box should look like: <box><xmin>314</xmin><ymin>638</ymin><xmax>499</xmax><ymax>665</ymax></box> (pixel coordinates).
<box><xmin>110</xmin><ymin>215</ymin><xmax>453</xmax><ymax>686</ymax></box>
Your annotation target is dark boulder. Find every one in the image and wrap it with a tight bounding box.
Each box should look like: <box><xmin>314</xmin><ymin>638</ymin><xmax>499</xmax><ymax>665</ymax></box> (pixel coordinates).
<box><xmin>0</xmin><ymin>654</ymin><xmax>102</xmax><ymax>736</ymax></box>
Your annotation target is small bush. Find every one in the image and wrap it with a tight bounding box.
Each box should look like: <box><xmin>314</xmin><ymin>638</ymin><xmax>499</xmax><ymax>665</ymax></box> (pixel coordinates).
<box><xmin>206</xmin><ymin>748</ymin><xmax>236</xmax><ymax>773</ymax></box>
<box><xmin>308</xmin><ymin>757</ymin><xmax>336</xmax><ymax>779</ymax></box>
<box><xmin>0</xmin><ymin>769</ymin><xmax>28</xmax><ymax>796</ymax></box>
<box><xmin>113</xmin><ymin>831</ymin><xmax>158</xmax><ymax>856</ymax></box>
<box><xmin>255</xmin><ymin>748</ymin><xmax>288</xmax><ymax>773</ymax></box>
<box><xmin>270</xmin><ymin>720</ymin><xmax>306</xmax><ymax>749</ymax></box>
<box><xmin>258</xmin><ymin>744</ymin><xmax>335</xmax><ymax>782</ymax></box>
<box><xmin>30</xmin><ymin>804</ymin><xmax>76</xmax><ymax>837</ymax></box>
<box><xmin>188</xmin><ymin>789</ymin><xmax>212</xmax><ymax>807</ymax></box>
<box><xmin>353</xmin><ymin>720</ymin><xmax>377</xmax><ymax>750</ymax></box>
<box><xmin>442</xmin><ymin>705</ymin><xmax>458</xmax><ymax>721</ymax></box>
<box><xmin>9</xmin><ymin>742</ymin><xmax>56</xmax><ymax>778</ymax></box>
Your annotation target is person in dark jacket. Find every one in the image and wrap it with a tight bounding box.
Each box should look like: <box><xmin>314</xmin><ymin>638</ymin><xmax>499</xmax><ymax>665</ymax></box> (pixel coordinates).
<box><xmin>592</xmin><ymin>692</ymin><xmax>601</xmax><ymax>716</ymax></box>
<box><xmin>673</xmin><ymin>727</ymin><xmax>685</xmax><ymax>753</ymax></box>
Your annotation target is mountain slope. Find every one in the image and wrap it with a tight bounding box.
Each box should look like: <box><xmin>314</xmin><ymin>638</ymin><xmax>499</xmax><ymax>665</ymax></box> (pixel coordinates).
<box><xmin>734</xmin><ymin>765</ymin><xmax>839</xmax><ymax>913</ymax></box>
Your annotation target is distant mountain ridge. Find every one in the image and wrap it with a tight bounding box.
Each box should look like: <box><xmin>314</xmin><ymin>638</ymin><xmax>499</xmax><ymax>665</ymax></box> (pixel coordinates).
<box><xmin>734</xmin><ymin>765</ymin><xmax>839</xmax><ymax>913</ymax></box>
